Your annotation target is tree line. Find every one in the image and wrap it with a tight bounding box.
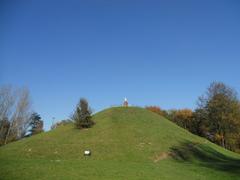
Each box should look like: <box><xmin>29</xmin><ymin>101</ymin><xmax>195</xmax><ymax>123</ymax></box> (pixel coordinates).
<box><xmin>146</xmin><ymin>82</ymin><xmax>240</xmax><ymax>152</ymax></box>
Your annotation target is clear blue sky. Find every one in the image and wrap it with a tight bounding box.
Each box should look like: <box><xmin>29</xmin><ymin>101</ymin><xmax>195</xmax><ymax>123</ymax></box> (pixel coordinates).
<box><xmin>1</xmin><ymin>0</ymin><xmax>240</xmax><ymax>130</ymax></box>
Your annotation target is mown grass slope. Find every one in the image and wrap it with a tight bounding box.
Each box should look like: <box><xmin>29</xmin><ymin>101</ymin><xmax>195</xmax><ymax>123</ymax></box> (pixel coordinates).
<box><xmin>0</xmin><ymin>107</ymin><xmax>240</xmax><ymax>179</ymax></box>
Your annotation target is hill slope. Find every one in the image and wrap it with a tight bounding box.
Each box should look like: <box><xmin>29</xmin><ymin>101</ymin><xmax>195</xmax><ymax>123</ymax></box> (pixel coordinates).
<box><xmin>0</xmin><ymin>107</ymin><xmax>240</xmax><ymax>179</ymax></box>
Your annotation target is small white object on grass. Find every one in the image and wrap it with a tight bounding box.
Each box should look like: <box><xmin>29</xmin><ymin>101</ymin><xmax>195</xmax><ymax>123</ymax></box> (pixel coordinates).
<box><xmin>84</xmin><ymin>150</ymin><xmax>91</xmax><ymax>156</ymax></box>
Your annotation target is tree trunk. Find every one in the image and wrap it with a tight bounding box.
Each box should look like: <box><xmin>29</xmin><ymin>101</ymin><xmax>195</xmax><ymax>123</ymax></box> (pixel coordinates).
<box><xmin>4</xmin><ymin>121</ymin><xmax>13</xmax><ymax>145</ymax></box>
<box><xmin>221</xmin><ymin>134</ymin><xmax>225</xmax><ymax>148</ymax></box>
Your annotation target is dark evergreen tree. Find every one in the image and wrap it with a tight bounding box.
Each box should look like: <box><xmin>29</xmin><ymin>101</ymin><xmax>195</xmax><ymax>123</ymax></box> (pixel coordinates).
<box><xmin>72</xmin><ymin>98</ymin><xmax>94</xmax><ymax>129</ymax></box>
<box><xmin>29</xmin><ymin>112</ymin><xmax>44</xmax><ymax>135</ymax></box>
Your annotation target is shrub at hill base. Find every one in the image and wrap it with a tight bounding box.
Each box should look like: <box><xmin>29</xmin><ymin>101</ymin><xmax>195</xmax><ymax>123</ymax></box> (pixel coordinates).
<box><xmin>145</xmin><ymin>106</ymin><xmax>168</xmax><ymax>117</ymax></box>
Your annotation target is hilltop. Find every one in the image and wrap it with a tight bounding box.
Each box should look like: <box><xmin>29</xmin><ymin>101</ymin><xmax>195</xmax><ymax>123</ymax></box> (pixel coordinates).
<box><xmin>0</xmin><ymin>107</ymin><xmax>240</xmax><ymax>179</ymax></box>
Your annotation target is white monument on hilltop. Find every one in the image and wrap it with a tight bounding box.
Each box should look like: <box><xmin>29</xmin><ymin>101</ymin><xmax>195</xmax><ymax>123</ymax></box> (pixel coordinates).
<box><xmin>123</xmin><ymin>98</ymin><xmax>128</xmax><ymax>107</ymax></box>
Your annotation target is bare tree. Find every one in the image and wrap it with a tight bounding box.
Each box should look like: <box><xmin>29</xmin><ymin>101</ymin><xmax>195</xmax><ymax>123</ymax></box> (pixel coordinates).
<box><xmin>0</xmin><ymin>86</ymin><xmax>32</xmax><ymax>144</ymax></box>
<box><xmin>0</xmin><ymin>86</ymin><xmax>15</xmax><ymax>120</ymax></box>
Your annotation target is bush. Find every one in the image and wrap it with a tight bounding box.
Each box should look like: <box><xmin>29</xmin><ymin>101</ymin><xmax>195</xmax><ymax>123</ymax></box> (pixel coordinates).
<box><xmin>51</xmin><ymin>119</ymin><xmax>72</xmax><ymax>130</ymax></box>
<box><xmin>145</xmin><ymin>106</ymin><xmax>168</xmax><ymax>118</ymax></box>
<box><xmin>171</xmin><ymin>109</ymin><xmax>194</xmax><ymax>131</ymax></box>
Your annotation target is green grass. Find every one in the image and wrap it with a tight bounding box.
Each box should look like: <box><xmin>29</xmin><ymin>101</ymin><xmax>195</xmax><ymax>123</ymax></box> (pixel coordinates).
<box><xmin>1</xmin><ymin>107</ymin><xmax>240</xmax><ymax>179</ymax></box>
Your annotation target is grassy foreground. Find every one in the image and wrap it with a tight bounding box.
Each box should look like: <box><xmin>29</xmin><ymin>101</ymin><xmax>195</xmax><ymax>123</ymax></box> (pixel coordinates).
<box><xmin>0</xmin><ymin>107</ymin><xmax>240</xmax><ymax>179</ymax></box>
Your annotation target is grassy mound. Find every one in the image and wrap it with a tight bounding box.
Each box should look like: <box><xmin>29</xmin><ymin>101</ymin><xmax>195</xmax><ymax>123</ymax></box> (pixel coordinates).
<box><xmin>0</xmin><ymin>107</ymin><xmax>240</xmax><ymax>179</ymax></box>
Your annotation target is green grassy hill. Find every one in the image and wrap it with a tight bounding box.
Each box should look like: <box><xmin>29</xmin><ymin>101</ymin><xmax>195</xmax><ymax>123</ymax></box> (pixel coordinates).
<box><xmin>0</xmin><ymin>107</ymin><xmax>240</xmax><ymax>179</ymax></box>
